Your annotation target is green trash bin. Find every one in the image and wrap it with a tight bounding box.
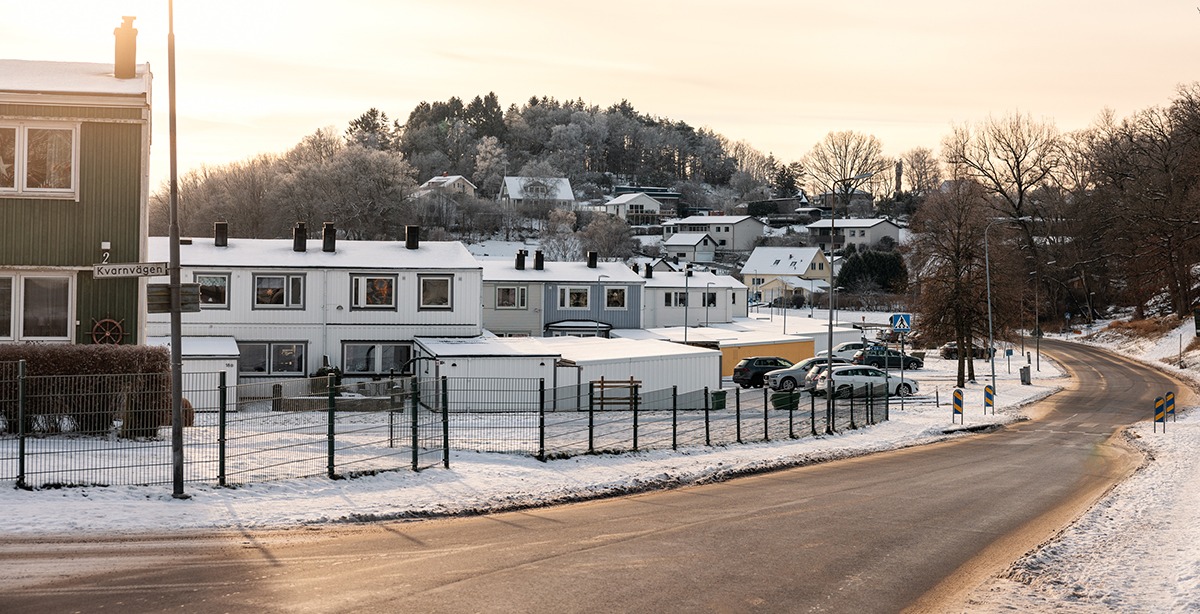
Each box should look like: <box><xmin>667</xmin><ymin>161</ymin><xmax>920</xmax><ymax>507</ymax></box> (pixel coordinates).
<box><xmin>711</xmin><ymin>390</ymin><xmax>727</xmax><ymax>410</ymax></box>
<box><xmin>770</xmin><ymin>391</ymin><xmax>800</xmax><ymax>411</ymax></box>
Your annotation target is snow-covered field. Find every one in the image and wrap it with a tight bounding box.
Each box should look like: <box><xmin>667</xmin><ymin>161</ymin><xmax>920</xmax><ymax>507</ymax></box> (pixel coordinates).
<box><xmin>1</xmin><ymin>309</ymin><xmax>1197</xmax><ymax>612</ymax></box>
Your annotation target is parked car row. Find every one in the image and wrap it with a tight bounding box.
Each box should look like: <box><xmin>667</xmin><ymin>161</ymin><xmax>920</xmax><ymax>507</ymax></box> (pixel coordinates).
<box><xmin>938</xmin><ymin>342</ymin><xmax>995</xmax><ymax>360</ymax></box>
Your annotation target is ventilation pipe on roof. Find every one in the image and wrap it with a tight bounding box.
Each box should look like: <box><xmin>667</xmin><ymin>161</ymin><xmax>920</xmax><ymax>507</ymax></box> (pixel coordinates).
<box><xmin>515</xmin><ymin>249</ymin><xmax>527</xmax><ymax>270</ymax></box>
<box><xmin>114</xmin><ymin>16</ymin><xmax>137</xmax><ymax>79</ymax></box>
<box><xmin>644</xmin><ymin>265</ymin><xmax>653</xmax><ymax>279</ymax></box>
<box><xmin>214</xmin><ymin>221</ymin><xmax>228</xmax><ymax>247</ymax></box>
<box><xmin>322</xmin><ymin>222</ymin><xmax>336</xmax><ymax>252</ymax></box>
<box><xmin>586</xmin><ymin>251</ymin><xmax>598</xmax><ymax>269</ymax></box>
<box><xmin>405</xmin><ymin>225</ymin><xmax>420</xmax><ymax>250</ymax></box>
<box><xmin>293</xmin><ymin>222</ymin><xmax>306</xmax><ymax>252</ymax></box>
<box><xmin>534</xmin><ymin>250</ymin><xmax>544</xmax><ymax>271</ymax></box>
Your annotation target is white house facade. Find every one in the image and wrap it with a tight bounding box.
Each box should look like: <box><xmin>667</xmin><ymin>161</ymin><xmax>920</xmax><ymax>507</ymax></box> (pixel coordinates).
<box><xmin>639</xmin><ymin>269</ymin><xmax>748</xmax><ymax>328</ymax></box>
<box><xmin>806</xmin><ymin>218</ymin><xmax>901</xmax><ymax>252</ymax></box>
<box><xmin>662</xmin><ymin>232</ymin><xmax>717</xmax><ymax>263</ymax></box>
<box><xmin>662</xmin><ymin>215</ymin><xmax>765</xmax><ymax>253</ymax></box>
<box><xmin>739</xmin><ymin>247</ymin><xmax>830</xmax><ymax>302</ymax></box>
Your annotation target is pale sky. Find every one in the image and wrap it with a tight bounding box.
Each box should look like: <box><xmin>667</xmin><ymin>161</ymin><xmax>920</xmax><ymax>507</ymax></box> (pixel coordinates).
<box><xmin>4</xmin><ymin>1</ymin><xmax>1197</xmax><ymax>191</ymax></box>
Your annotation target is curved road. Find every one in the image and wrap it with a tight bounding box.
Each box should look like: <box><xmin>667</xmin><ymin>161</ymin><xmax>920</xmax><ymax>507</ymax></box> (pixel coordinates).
<box><xmin>0</xmin><ymin>341</ymin><xmax>1188</xmax><ymax>613</ymax></box>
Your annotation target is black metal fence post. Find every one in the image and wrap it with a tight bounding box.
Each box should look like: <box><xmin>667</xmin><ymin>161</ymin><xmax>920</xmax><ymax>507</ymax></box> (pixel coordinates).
<box><xmin>588</xmin><ymin>381</ymin><xmax>595</xmax><ymax>454</ymax></box>
<box><xmin>849</xmin><ymin>388</ymin><xmax>857</xmax><ymax>430</ymax></box>
<box><xmin>538</xmin><ymin>378</ymin><xmax>546</xmax><ymax>462</ymax></box>
<box><xmin>704</xmin><ymin>386</ymin><xmax>711</xmax><ymax>446</ymax></box>
<box><xmin>441</xmin><ymin>376</ymin><xmax>450</xmax><ymax>469</ymax></box>
<box><xmin>671</xmin><ymin>385</ymin><xmax>678</xmax><ymax>451</ymax></box>
<box><xmin>764</xmin><ymin>391</ymin><xmax>771</xmax><ymax>442</ymax></box>
<box><xmin>326</xmin><ymin>374</ymin><xmax>336</xmax><ymax>479</ymax></box>
<box><xmin>735</xmin><ymin>387</ymin><xmax>742</xmax><ymax>444</ymax></box>
<box><xmin>17</xmin><ymin>359</ymin><xmax>26</xmax><ymax>490</ymax></box>
<box><xmin>410</xmin><ymin>377</ymin><xmax>420</xmax><ymax>471</ymax></box>
<box><xmin>218</xmin><ymin>371</ymin><xmax>227</xmax><ymax>487</ymax></box>
<box><xmin>810</xmin><ymin>392</ymin><xmax>817</xmax><ymax>437</ymax></box>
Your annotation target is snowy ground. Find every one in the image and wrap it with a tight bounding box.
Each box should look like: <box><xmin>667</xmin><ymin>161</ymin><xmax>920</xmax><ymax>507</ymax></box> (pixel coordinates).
<box><xmin>1</xmin><ymin>309</ymin><xmax>1197</xmax><ymax>612</ymax></box>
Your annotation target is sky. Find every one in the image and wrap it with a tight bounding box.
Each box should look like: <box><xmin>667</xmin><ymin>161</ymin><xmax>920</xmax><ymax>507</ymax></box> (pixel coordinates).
<box><xmin>2</xmin><ymin>309</ymin><xmax>1198</xmax><ymax>611</ymax></box>
<box><xmin>3</xmin><ymin>1</ymin><xmax>1198</xmax><ymax>191</ymax></box>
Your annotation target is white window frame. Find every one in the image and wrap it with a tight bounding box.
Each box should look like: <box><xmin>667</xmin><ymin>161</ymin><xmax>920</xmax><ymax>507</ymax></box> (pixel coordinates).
<box><xmin>604</xmin><ymin>286</ymin><xmax>627</xmax><ymax>310</ymax></box>
<box><xmin>558</xmin><ymin>286</ymin><xmax>590</xmax><ymax>310</ymax></box>
<box><xmin>0</xmin><ymin>121</ymin><xmax>80</xmax><ymax>200</ymax></box>
<box><xmin>237</xmin><ymin>341</ymin><xmax>306</xmax><ymax>376</ymax></box>
<box><xmin>350</xmin><ymin>274</ymin><xmax>397</xmax><ymax>310</ymax></box>
<box><xmin>342</xmin><ymin>341</ymin><xmax>413</xmax><ymax>375</ymax></box>
<box><xmin>253</xmin><ymin>273</ymin><xmax>305</xmax><ymax>309</ymax></box>
<box><xmin>418</xmin><ymin>275</ymin><xmax>453</xmax><ymax>310</ymax></box>
<box><xmin>195</xmin><ymin>272</ymin><xmax>230</xmax><ymax>310</ymax></box>
<box><xmin>0</xmin><ymin>272</ymin><xmax>74</xmax><ymax>342</ymax></box>
<box><xmin>664</xmin><ymin>291</ymin><xmax>688</xmax><ymax>307</ymax></box>
<box><xmin>495</xmin><ymin>285</ymin><xmax>527</xmax><ymax>310</ymax></box>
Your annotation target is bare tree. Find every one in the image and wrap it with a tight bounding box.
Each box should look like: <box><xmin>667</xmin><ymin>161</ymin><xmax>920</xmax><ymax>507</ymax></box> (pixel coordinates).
<box><xmin>900</xmin><ymin>147</ymin><xmax>942</xmax><ymax>197</ymax></box>
<box><xmin>803</xmin><ymin>131</ymin><xmax>893</xmax><ymax>215</ymax></box>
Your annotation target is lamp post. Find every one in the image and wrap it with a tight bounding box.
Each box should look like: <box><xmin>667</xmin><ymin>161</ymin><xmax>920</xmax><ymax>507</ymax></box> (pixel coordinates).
<box><xmin>705</xmin><ymin>281</ymin><xmax>714</xmax><ymax>327</ymax></box>
<box><xmin>985</xmin><ymin>216</ymin><xmax>1033</xmax><ymax>394</ymax></box>
<box><xmin>596</xmin><ymin>274</ymin><xmax>609</xmax><ymax>338</ymax></box>
<box><xmin>825</xmin><ymin>172</ymin><xmax>873</xmax><ymax>431</ymax></box>
<box><xmin>683</xmin><ymin>265</ymin><xmax>691</xmax><ymax>343</ymax></box>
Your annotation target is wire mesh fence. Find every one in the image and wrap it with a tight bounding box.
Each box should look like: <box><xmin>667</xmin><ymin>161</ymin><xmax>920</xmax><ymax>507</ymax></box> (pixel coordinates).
<box><xmin>0</xmin><ymin>365</ymin><xmax>894</xmax><ymax>490</ymax></box>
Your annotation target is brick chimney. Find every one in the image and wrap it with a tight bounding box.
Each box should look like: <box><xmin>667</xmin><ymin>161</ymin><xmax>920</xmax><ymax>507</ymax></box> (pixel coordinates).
<box><xmin>114</xmin><ymin>16</ymin><xmax>137</xmax><ymax>79</ymax></box>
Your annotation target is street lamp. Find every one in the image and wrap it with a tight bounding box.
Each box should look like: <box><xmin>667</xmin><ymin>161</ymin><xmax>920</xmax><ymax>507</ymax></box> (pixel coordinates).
<box><xmin>985</xmin><ymin>216</ymin><xmax>1033</xmax><ymax>394</ymax></box>
<box><xmin>683</xmin><ymin>265</ymin><xmax>692</xmax><ymax>343</ymax></box>
<box><xmin>826</xmin><ymin>172</ymin><xmax>873</xmax><ymax>431</ymax></box>
<box><xmin>705</xmin><ymin>281</ymin><xmax>715</xmax><ymax>327</ymax></box>
<box><xmin>596</xmin><ymin>274</ymin><xmax>609</xmax><ymax>338</ymax></box>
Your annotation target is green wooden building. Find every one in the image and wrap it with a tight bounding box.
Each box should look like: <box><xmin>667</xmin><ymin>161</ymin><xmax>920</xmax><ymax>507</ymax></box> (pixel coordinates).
<box><xmin>0</xmin><ymin>20</ymin><xmax>152</xmax><ymax>345</ymax></box>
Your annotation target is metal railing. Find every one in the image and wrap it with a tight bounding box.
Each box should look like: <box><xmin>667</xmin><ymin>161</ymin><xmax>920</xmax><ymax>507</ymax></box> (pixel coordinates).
<box><xmin>0</xmin><ymin>363</ymin><xmax>893</xmax><ymax>490</ymax></box>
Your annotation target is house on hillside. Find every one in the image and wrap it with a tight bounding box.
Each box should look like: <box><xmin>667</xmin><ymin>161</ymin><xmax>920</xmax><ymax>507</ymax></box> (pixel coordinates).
<box><xmin>614</xmin><ymin>185</ymin><xmax>682</xmax><ymax>216</ymax></box>
<box><xmin>499</xmin><ymin>176</ymin><xmax>575</xmax><ymax>208</ymax></box>
<box><xmin>598</xmin><ymin>192</ymin><xmax>664</xmax><ymax>225</ymax></box>
<box><xmin>414</xmin><ymin>173</ymin><xmax>476</xmax><ymax>198</ymax></box>
<box><xmin>739</xmin><ymin>247</ymin><xmax>830</xmax><ymax>303</ymax></box>
<box><xmin>662</xmin><ymin>215</ymin><xmax>765</xmax><ymax>253</ymax></box>
<box><xmin>662</xmin><ymin>232</ymin><xmax>717</xmax><ymax>264</ymax></box>
<box><xmin>0</xmin><ymin>19</ymin><xmax>152</xmax><ymax>345</ymax></box>
<box><xmin>806</xmin><ymin>218</ymin><xmax>901</xmax><ymax>252</ymax></box>
<box><xmin>145</xmin><ymin>224</ymin><xmax>482</xmax><ymax>382</ymax></box>
<box><xmin>480</xmin><ymin>250</ymin><xmax>645</xmax><ymax>338</ymax></box>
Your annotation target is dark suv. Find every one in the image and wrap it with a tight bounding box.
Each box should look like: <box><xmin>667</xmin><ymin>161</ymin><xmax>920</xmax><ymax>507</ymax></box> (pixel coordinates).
<box><xmin>733</xmin><ymin>356</ymin><xmax>793</xmax><ymax>388</ymax></box>
<box><xmin>852</xmin><ymin>347</ymin><xmax>923</xmax><ymax>369</ymax></box>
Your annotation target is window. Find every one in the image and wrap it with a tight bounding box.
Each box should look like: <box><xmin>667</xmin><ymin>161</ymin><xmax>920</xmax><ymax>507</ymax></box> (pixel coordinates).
<box><xmin>0</xmin><ymin>273</ymin><xmax>72</xmax><ymax>341</ymax></box>
<box><xmin>237</xmin><ymin>342</ymin><xmax>306</xmax><ymax>375</ymax></box>
<box><xmin>419</xmin><ymin>275</ymin><xmax>453</xmax><ymax>309</ymax></box>
<box><xmin>343</xmin><ymin>342</ymin><xmax>412</xmax><ymax>375</ymax></box>
<box><xmin>195</xmin><ymin>273</ymin><xmax>229</xmax><ymax>309</ymax></box>
<box><xmin>351</xmin><ymin>274</ymin><xmax>396</xmax><ymax>310</ymax></box>
<box><xmin>605</xmin><ymin>286</ymin><xmax>627</xmax><ymax>310</ymax></box>
<box><xmin>751</xmin><ymin>277</ymin><xmax>764</xmax><ymax>286</ymax></box>
<box><xmin>496</xmin><ymin>286</ymin><xmax>527</xmax><ymax>309</ymax></box>
<box><xmin>254</xmin><ymin>274</ymin><xmax>304</xmax><ymax>309</ymax></box>
<box><xmin>704</xmin><ymin>292</ymin><xmax>717</xmax><ymax>307</ymax></box>
<box><xmin>664</xmin><ymin>292</ymin><xmax>687</xmax><ymax>307</ymax></box>
<box><xmin>0</xmin><ymin>122</ymin><xmax>79</xmax><ymax>198</ymax></box>
<box><xmin>719</xmin><ymin>239</ymin><xmax>727</xmax><ymax>246</ymax></box>
<box><xmin>676</xmin><ymin>252</ymin><xmax>686</xmax><ymax>258</ymax></box>
<box><xmin>558</xmin><ymin>286</ymin><xmax>589</xmax><ymax>309</ymax></box>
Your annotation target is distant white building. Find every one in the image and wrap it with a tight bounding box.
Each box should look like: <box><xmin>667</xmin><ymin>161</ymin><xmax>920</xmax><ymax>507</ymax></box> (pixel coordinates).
<box><xmin>499</xmin><ymin>176</ymin><xmax>575</xmax><ymax>207</ymax></box>
<box><xmin>663</xmin><ymin>232</ymin><xmax>717</xmax><ymax>263</ymax></box>
<box><xmin>598</xmin><ymin>192</ymin><xmax>664</xmax><ymax>225</ymax></box>
<box><xmin>638</xmin><ymin>269</ymin><xmax>748</xmax><ymax>328</ymax></box>
<box><xmin>739</xmin><ymin>247</ymin><xmax>831</xmax><ymax>302</ymax></box>
<box><xmin>414</xmin><ymin>173</ymin><xmax>476</xmax><ymax>198</ymax></box>
<box><xmin>806</xmin><ymin>218</ymin><xmax>901</xmax><ymax>252</ymax></box>
<box><xmin>662</xmin><ymin>215</ymin><xmax>765</xmax><ymax>253</ymax></box>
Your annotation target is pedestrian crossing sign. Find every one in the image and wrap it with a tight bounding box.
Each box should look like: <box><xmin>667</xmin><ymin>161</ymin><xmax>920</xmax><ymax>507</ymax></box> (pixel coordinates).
<box><xmin>891</xmin><ymin>313</ymin><xmax>912</xmax><ymax>332</ymax></box>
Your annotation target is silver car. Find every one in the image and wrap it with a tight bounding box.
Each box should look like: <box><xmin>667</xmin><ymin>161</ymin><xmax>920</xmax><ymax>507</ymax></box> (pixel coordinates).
<box><xmin>814</xmin><ymin>365</ymin><xmax>918</xmax><ymax>398</ymax></box>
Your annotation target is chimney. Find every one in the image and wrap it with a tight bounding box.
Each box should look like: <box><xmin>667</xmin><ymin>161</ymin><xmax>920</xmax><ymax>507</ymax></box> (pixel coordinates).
<box><xmin>644</xmin><ymin>265</ymin><xmax>653</xmax><ymax>279</ymax></box>
<box><xmin>322</xmin><ymin>222</ymin><xmax>336</xmax><ymax>252</ymax></box>
<box><xmin>114</xmin><ymin>16</ymin><xmax>137</xmax><ymax>79</ymax></box>
<box><xmin>587</xmin><ymin>251</ymin><xmax>598</xmax><ymax>269</ymax></box>
<box><xmin>405</xmin><ymin>225</ymin><xmax>420</xmax><ymax>250</ymax></box>
<box><xmin>214</xmin><ymin>221</ymin><xmax>228</xmax><ymax>247</ymax></box>
<box><xmin>515</xmin><ymin>249</ymin><xmax>527</xmax><ymax>270</ymax></box>
<box><xmin>534</xmin><ymin>250</ymin><xmax>544</xmax><ymax>271</ymax></box>
<box><xmin>293</xmin><ymin>222</ymin><xmax>306</xmax><ymax>252</ymax></box>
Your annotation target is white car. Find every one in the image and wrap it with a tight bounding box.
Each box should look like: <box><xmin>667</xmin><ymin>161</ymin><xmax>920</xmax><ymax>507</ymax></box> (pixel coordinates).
<box><xmin>814</xmin><ymin>365</ymin><xmax>918</xmax><ymax>398</ymax></box>
<box><xmin>766</xmin><ymin>357</ymin><xmax>851</xmax><ymax>391</ymax></box>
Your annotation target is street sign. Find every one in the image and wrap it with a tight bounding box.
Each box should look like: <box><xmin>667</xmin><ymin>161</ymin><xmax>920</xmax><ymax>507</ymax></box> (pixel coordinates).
<box><xmin>1166</xmin><ymin>391</ymin><xmax>1176</xmax><ymax>421</ymax></box>
<box><xmin>891</xmin><ymin>313</ymin><xmax>912</xmax><ymax>332</ymax></box>
<box><xmin>984</xmin><ymin>385</ymin><xmax>995</xmax><ymax>414</ymax></box>
<box><xmin>93</xmin><ymin>262</ymin><xmax>168</xmax><ymax>278</ymax></box>
<box><xmin>1154</xmin><ymin>396</ymin><xmax>1166</xmax><ymax>432</ymax></box>
<box><xmin>147</xmin><ymin>283</ymin><xmax>201</xmax><ymax>314</ymax></box>
<box><xmin>952</xmin><ymin>388</ymin><xmax>964</xmax><ymax>424</ymax></box>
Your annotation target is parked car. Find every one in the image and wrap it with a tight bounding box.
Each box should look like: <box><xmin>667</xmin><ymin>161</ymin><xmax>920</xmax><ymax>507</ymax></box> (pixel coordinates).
<box><xmin>938</xmin><ymin>342</ymin><xmax>994</xmax><ymax>360</ymax></box>
<box><xmin>802</xmin><ymin>361</ymin><xmax>851</xmax><ymax>392</ymax></box>
<box><xmin>814</xmin><ymin>365</ymin><xmax>919</xmax><ymax>398</ymax></box>
<box><xmin>815</xmin><ymin>341</ymin><xmax>881</xmax><ymax>361</ymax></box>
<box><xmin>732</xmin><ymin>356</ymin><xmax>793</xmax><ymax>388</ymax></box>
<box><xmin>852</xmin><ymin>347</ymin><xmax>924</xmax><ymax>370</ymax></box>
<box><xmin>767</xmin><ymin>357</ymin><xmax>851</xmax><ymax>391</ymax></box>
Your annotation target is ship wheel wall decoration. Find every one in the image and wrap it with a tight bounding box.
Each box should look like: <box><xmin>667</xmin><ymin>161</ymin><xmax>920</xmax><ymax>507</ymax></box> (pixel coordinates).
<box><xmin>90</xmin><ymin>318</ymin><xmax>127</xmax><ymax>344</ymax></box>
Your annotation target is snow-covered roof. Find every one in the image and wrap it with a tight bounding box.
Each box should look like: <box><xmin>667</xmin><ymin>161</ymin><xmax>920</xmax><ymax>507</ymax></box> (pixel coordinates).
<box><xmin>605</xmin><ymin>193</ymin><xmax>662</xmax><ymax>207</ymax></box>
<box><xmin>419</xmin><ymin>174</ymin><xmax>476</xmax><ymax>190</ymax></box>
<box><xmin>807</xmin><ymin>218</ymin><xmax>898</xmax><ymax>230</ymax></box>
<box><xmin>762</xmin><ymin>276</ymin><xmax>829</xmax><ymax>291</ymax></box>
<box><xmin>481</xmin><ymin>259</ymin><xmax>645</xmax><ymax>284</ymax></box>
<box><xmin>502</xmin><ymin>176</ymin><xmax>574</xmax><ymax>201</ymax></box>
<box><xmin>740</xmin><ymin>247</ymin><xmax>824</xmax><ymax>275</ymax></box>
<box><xmin>148</xmin><ymin>237</ymin><xmax>481</xmax><ymax>270</ymax></box>
<box><xmin>506</xmin><ymin>336</ymin><xmax>718</xmax><ymax>362</ymax></box>
<box><xmin>663</xmin><ymin>233</ymin><xmax>713</xmax><ymax>248</ymax></box>
<box><xmin>0</xmin><ymin>60</ymin><xmax>150</xmax><ymax>97</ymax></box>
<box><xmin>664</xmin><ymin>215</ymin><xmax>760</xmax><ymax>226</ymax></box>
<box><xmin>642</xmin><ymin>271</ymin><xmax>746</xmax><ymax>290</ymax></box>
<box><xmin>414</xmin><ymin>336</ymin><xmax>560</xmax><ymax>358</ymax></box>
<box><xmin>145</xmin><ymin>336</ymin><xmax>240</xmax><ymax>358</ymax></box>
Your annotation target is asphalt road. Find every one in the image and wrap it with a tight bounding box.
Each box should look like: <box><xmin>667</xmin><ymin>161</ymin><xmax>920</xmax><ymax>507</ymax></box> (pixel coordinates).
<box><xmin>0</xmin><ymin>340</ymin><xmax>1185</xmax><ymax>613</ymax></box>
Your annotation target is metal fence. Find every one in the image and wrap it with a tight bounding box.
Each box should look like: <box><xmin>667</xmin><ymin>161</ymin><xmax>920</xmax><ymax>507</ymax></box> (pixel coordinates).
<box><xmin>0</xmin><ymin>362</ymin><xmax>893</xmax><ymax>490</ymax></box>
